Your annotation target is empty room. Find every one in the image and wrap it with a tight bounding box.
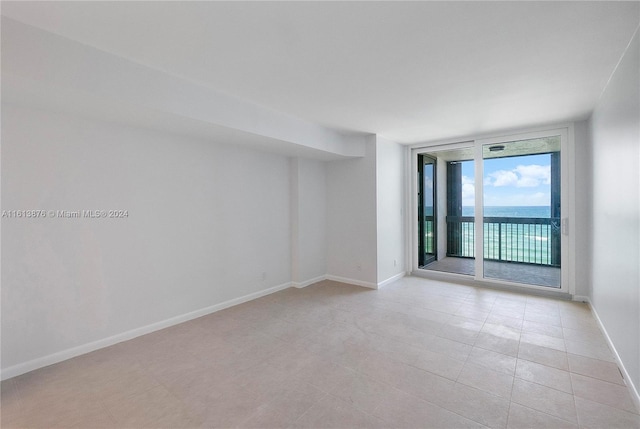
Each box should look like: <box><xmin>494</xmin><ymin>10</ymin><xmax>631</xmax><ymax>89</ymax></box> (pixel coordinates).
<box><xmin>2</xmin><ymin>1</ymin><xmax>639</xmax><ymax>428</ymax></box>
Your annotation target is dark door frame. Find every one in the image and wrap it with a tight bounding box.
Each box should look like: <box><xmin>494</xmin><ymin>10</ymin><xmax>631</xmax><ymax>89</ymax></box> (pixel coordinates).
<box><xmin>418</xmin><ymin>154</ymin><xmax>437</xmax><ymax>267</ymax></box>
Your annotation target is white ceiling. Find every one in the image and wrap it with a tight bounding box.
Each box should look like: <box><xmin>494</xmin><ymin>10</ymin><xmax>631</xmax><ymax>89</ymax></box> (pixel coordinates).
<box><xmin>3</xmin><ymin>1</ymin><xmax>639</xmax><ymax>144</ymax></box>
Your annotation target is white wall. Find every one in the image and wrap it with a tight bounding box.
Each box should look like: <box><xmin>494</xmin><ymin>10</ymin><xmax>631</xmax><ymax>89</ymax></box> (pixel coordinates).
<box><xmin>376</xmin><ymin>137</ymin><xmax>406</xmax><ymax>284</ymax></box>
<box><xmin>573</xmin><ymin>120</ymin><xmax>592</xmax><ymax>297</ymax></box>
<box><xmin>290</xmin><ymin>158</ymin><xmax>327</xmax><ymax>286</ymax></box>
<box><xmin>326</xmin><ymin>136</ymin><xmax>378</xmax><ymax>287</ymax></box>
<box><xmin>1</xmin><ymin>104</ymin><xmax>292</xmax><ymax>371</ymax></box>
<box><xmin>589</xmin><ymin>28</ymin><xmax>640</xmax><ymax>392</ymax></box>
<box><xmin>2</xmin><ymin>18</ymin><xmax>366</xmax><ymax>159</ymax></box>
<box><xmin>1</xmin><ymin>103</ymin><xmax>405</xmax><ymax>375</ymax></box>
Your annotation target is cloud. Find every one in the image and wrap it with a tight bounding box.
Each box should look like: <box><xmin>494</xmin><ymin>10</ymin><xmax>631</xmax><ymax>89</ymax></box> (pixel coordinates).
<box><xmin>514</xmin><ymin>164</ymin><xmax>550</xmax><ymax>187</ymax></box>
<box><xmin>488</xmin><ymin>170</ymin><xmax>518</xmax><ymax>187</ymax></box>
<box><xmin>484</xmin><ymin>192</ymin><xmax>550</xmax><ymax>206</ymax></box>
<box><xmin>462</xmin><ymin>175</ymin><xmax>474</xmax><ymax>185</ymax></box>
<box><xmin>486</xmin><ymin>164</ymin><xmax>550</xmax><ymax>188</ymax></box>
<box><xmin>424</xmin><ymin>176</ymin><xmax>433</xmax><ymax>189</ymax></box>
<box><xmin>461</xmin><ymin>175</ymin><xmax>475</xmax><ymax>206</ymax></box>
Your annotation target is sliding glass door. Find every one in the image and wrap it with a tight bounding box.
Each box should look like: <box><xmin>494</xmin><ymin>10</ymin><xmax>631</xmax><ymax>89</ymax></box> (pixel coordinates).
<box><xmin>415</xmin><ymin>128</ymin><xmax>568</xmax><ymax>292</ymax></box>
<box><xmin>481</xmin><ymin>136</ymin><xmax>562</xmax><ymax>288</ymax></box>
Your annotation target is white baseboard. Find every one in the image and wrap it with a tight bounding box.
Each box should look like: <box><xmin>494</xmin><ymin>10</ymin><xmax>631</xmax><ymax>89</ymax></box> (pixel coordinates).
<box><xmin>1</xmin><ymin>281</ymin><xmax>292</xmax><ymax>381</ymax></box>
<box><xmin>295</xmin><ymin>274</ymin><xmax>400</xmax><ymax>290</ymax></box>
<box><xmin>377</xmin><ymin>272</ymin><xmax>405</xmax><ymax>288</ymax></box>
<box><xmin>292</xmin><ymin>275</ymin><xmax>327</xmax><ymax>289</ymax></box>
<box><xmin>581</xmin><ymin>296</ymin><xmax>640</xmax><ymax>412</ymax></box>
<box><xmin>572</xmin><ymin>295</ymin><xmax>590</xmax><ymax>303</ymax></box>
<box><xmin>326</xmin><ymin>275</ymin><xmax>378</xmax><ymax>289</ymax></box>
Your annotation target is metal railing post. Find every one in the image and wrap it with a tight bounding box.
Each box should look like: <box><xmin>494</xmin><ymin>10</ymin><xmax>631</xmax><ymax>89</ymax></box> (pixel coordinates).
<box><xmin>498</xmin><ymin>222</ymin><xmax>502</xmax><ymax>261</ymax></box>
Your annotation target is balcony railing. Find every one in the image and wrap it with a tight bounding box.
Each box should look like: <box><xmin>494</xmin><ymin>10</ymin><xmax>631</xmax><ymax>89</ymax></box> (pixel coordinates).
<box><xmin>424</xmin><ymin>216</ymin><xmax>435</xmax><ymax>254</ymax></box>
<box><xmin>446</xmin><ymin>216</ymin><xmax>561</xmax><ymax>267</ymax></box>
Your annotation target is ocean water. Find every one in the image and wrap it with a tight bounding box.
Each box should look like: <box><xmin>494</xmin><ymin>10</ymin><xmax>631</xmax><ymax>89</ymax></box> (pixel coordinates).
<box><xmin>462</xmin><ymin>206</ymin><xmax>551</xmax><ymax>218</ymax></box>
<box><xmin>447</xmin><ymin>206</ymin><xmax>558</xmax><ymax>265</ymax></box>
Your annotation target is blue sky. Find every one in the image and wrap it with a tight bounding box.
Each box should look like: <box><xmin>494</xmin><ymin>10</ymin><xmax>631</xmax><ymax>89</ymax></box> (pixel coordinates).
<box><xmin>461</xmin><ymin>154</ymin><xmax>551</xmax><ymax>207</ymax></box>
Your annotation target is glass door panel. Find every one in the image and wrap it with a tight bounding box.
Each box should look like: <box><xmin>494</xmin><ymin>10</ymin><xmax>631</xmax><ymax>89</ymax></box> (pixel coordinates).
<box><xmin>418</xmin><ymin>154</ymin><xmax>436</xmax><ymax>266</ymax></box>
<box><xmin>417</xmin><ymin>146</ymin><xmax>475</xmax><ymax>275</ymax></box>
<box><xmin>481</xmin><ymin>136</ymin><xmax>561</xmax><ymax>288</ymax></box>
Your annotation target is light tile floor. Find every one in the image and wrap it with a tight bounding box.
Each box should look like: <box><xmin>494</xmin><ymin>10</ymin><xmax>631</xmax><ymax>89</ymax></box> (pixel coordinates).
<box><xmin>2</xmin><ymin>277</ymin><xmax>639</xmax><ymax>428</ymax></box>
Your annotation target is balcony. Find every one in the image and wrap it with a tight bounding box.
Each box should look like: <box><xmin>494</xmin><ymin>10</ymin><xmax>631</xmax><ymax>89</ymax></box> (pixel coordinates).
<box><xmin>447</xmin><ymin>216</ymin><xmax>561</xmax><ymax>266</ymax></box>
<box><xmin>423</xmin><ymin>216</ymin><xmax>561</xmax><ymax>288</ymax></box>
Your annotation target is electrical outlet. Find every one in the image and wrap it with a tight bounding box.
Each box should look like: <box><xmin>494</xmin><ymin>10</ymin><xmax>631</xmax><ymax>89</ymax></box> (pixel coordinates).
<box><xmin>356</xmin><ymin>264</ymin><xmax>362</xmax><ymax>271</ymax></box>
<box><xmin>262</xmin><ymin>272</ymin><xmax>267</xmax><ymax>281</ymax></box>
<box><xmin>394</xmin><ymin>259</ymin><xmax>397</xmax><ymax>267</ymax></box>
